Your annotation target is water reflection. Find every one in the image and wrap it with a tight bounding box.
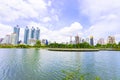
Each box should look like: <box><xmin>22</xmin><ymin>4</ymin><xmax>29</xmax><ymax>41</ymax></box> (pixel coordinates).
<box><xmin>0</xmin><ymin>49</ymin><xmax>120</xmax><ymax>80</ymax></box>
<box><xmin>94</xmin><ymin>51</ymin><xmax>120</xmax><ymax>80</ymax></box>
<box><xmin>20</xmin><ymin>49</ymin><xmax>41</xmax><ymax>80</ymax></box>
<box><xmin>81</xmin><ymin>52</ymin><xmax>96</xmax><ymax>80</ymax></box>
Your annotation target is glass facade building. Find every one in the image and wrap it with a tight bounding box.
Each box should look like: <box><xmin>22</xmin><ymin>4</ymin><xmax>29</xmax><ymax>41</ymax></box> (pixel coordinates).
<box><xmin>35</xmin><ymin>27</ymin><xmax>40</xmax><ymax>40</ymax></box>
<box><xmin>31</xmin><ymin>27</ymin><xmax>35</xmax><ymax>39</ymax></box>
<box><xmin>14</xmin><ymin>25</ymin><xmax>20</xmax><ymax>44</ymax></box>
<box><xmin>24</xmin><ymin>26</ymin><xmax>29</xmax><ymax>44</ymax></box>
<box><xmin>90</xmin><ymin>36</ymin><xmax>94</xmax><ymax>46</ymax></box>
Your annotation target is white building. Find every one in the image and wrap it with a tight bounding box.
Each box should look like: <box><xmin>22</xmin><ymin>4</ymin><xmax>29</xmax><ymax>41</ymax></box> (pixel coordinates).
<box><xmin>1</xmin><ymin>35</ymin><xmax>11</xmax><ymax>44</ymax></box>
<box><xmin>85</xmin><ymin>38</ymin><xmax>89</xmax><ymax>43</ymax></box>
<box><xmin>107</xmin><ymin>36</ymin><xmax>115</xmax><ymax>44</ymax></box>
<box><xmin>1</xmin><ymin>33</ymin><xmax>17</xmax><ymax>45</ymax></box>
<box><xmin>10</xmin><ymin>33</ymin><xmax>17</xmax><ymax>45</ymax></box>
<box><xmin>28</xmin><ymin>39</ymin><xmax>36</xmax><ymax>46</ymax></box>
<box><xmin>97</xmin><ymin>38</ymin><xmax>104</xmax><ymax>45</ymax></box>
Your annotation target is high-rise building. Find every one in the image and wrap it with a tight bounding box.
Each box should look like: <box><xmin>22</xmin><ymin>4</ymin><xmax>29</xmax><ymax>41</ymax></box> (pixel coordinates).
<box><xmin>10</xmin><ymin>33</ymin><xmax>17</xmax><ymax>45</ymax></box>
<box><xmin>82</xmin><ymin>39</ymin><xmax>85</xmax><ymax>43</ymax></box>
<box><xmin>107</xmin><ymin>36</ymin><xmax>115</xmax><ymax>44</ymax></box>
<box><xmin>79</xmin><ymin>37</ymin><xmax>82</xmax><ymax>43</ymax></box>
<box><xmin>85</xmin><ymin>38</ymin><xmax>89</xmax><ymax>43</ymax></box>
<box><xmin>35</xmin><ymin>27</ymin><xmax>40</xmax><ymax>40</ymax></box>
<box><xmin>31</xmin><ymin>27</ymin><xmax>35</xmax><ymax>39</ymax></box>
<box><xmin>41</xmin><ymin>39</ymin><xmax>48</xmax><ymax>45</ymax></box>
<box><xmin>1</xmin><ymin>35</ymin><xmax>11</xmax><ymax>44</ymax></box>
<box><xmin>14</xmin><ymin>25</ymin><xmax>20</xmax><ymax>44</ymax></box>
<box><xmin>24</xmin><ymin>26</ymin><xmax>29</xmax><ymax>44</ymax></box>
<box><xmin>97</xmin><ymin>38</ymin><xmax>104</xmax><ymax>45</ymax></box>
<box><xmin>75</xmin><ymin>35</ymin><xmax>79</xmax><ymax>44</ymax></box>
<box><xmin>90</xmin><ymin>36</ymin><xmax>94</xmax><ymax>46</ymax></box>
<box><xmin>70</xmin><ymin>36</ymin><xmax>72</xmax><ymax>44</ymax></box>
<box><xmin>0</xmin><ymin>38</ymin><xmax>3</xmax><ymax>44</ymax></box>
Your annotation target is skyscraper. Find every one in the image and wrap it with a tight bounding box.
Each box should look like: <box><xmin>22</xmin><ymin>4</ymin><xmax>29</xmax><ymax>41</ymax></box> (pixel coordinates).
<box><xmin>24</xmin><ymin>26</ymin><xmax>29</xmax><ymax>44</ymax></box>
<box><xmin>14</xmin><ymin>25</ymin><xmax>20</xmax><ymax>44</ymax></box>
<box><xmin>90</xmin><ymin>36</ymin><xmax>94</xmax><ymax>46</ymax></box>
<box><xmin>35</xmin><ymin>27</ymin><xmax>40</xmax><ymax>40</ymax></box>
<box><xmin>107</xmin><ymin>36</ymin><xmax>115</xmax><ymax>44</ymax></box>
<box><xmin>31</xmin><ymin>27</ymin><xmax>35</xmax><ymax>39</ymax></box>
<box><xmin>10</xmin><ymin>33</ymin><xmax>17</xmax><ymax>45</ymax></box>
<box><xmin>75</xmin><ymin>35</ymin><xmax>79</xmax><ymax>44</ymax></box>
<box><xmin>97</xmin><ymin>38</ymin><xmax>104</xmax><ymax>45</ymax></box>
<box><xmin>70</xmin><ymin>36</ymin><xmax>72</xmax><ymax>44</ymax></box>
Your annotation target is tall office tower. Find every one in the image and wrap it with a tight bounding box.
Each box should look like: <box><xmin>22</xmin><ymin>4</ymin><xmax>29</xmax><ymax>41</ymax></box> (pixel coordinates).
<box><xmin>90</xmin><ymin>36</ymin><xmax>94</xmax><ymax>46</ymax></box>
<box><xmin>31</xmin><ymin>27</ymin><xmax>35</xmax><ymax>39</ymax></box>
<box><xmin>35</xmin><ymin>27</ymin><xmax>40</xmax><ymax>40</ymax></box>
<box><xmin>24</xmin><ymin>26</ymin><xmax>29</xmax><ymax>44</ymax></box>
<box><xmin>14</xmin><ymin>25</ymin><xmax>20</xmax><ymax>44</ymax></box>
<box><xmin>107</xmin><ymin>36</ymin><xmax>115</xmax><ymax>44</ymax></box>
<box><xmin>97</xmin><ymin>38</ymin><xmax>104</xmax><ymax>45</ymax></box>
<box><xmin>10</xmin><ymin>33</ymin><xmax>17</xmax><ymax>45</ymax></box>
<box><xmin>70</xmin><ymin>36</ymin><xmax>72</xmax><ymax>44</ymax></box>
<box><xmin>75</xmin><ymin>35</ymin><xmax>79</xmax><ymax>44</ymax></box>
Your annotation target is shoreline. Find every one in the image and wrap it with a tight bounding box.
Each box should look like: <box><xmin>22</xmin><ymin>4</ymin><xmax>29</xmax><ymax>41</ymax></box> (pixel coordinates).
<box><xmin>47</xmin><ymin>48</ymin><xmax>100</xmax><ymax>52</ymax></box>
<box><xmin>0</xmin><ymin>48</ymin><xmax>120</xmax><ymax>51</ymax></box>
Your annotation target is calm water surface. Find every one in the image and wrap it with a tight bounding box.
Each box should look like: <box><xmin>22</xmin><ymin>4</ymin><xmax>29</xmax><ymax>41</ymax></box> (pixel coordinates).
<box><xmin>0</xmin><ymin>49</ymin><xmax>120</xmax><ymax>80</ymax></box>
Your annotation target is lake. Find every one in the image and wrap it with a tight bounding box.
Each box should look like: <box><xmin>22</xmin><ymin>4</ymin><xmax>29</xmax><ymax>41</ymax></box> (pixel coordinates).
<box><xmin>0</xmin><ymin>48</ymin><xmax>120</xmax><ymax>80</ymax></box>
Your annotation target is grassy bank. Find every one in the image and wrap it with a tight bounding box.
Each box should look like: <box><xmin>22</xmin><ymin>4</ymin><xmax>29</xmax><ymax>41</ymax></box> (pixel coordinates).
<box><xmin>48</xmin><ymin>48</ymin><xmax>100</xmax><ymax>52</ymax></box>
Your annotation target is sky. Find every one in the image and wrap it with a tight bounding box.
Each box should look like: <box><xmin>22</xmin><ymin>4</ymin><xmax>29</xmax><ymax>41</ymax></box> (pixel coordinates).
<box><xmin>0</xmin><ymin>0</ymin><xmax>120</xmax><ymax>43</ymax></box>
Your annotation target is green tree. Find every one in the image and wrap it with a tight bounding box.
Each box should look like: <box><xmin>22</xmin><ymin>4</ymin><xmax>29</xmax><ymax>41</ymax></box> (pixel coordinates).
<box><xmin>16</xmin><ymin>44</ymin><xmax>30</xmax><ymax>48</ymax></box>
<box><xmin>34</xmin><ymin>40</ymin><xmax>41</xmax><ymax>48</ymax></box>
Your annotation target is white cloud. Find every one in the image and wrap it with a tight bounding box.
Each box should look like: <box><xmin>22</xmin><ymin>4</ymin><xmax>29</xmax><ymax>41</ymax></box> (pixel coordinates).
<box><xmin>60</xmin><ymin>22</ymin><xmax>83</xmax><ymax>36</ymax></box>
<box><xmin>27</xmin><ymin>21</ymin><xmax>83</xmax><ymax>43</ymax></box>
<box><xmin>80</xmin><ymin>0</ymin><xmax>120</xmax><ymax>22</ymax></box>
<box><xmin>80</xmin><ymin>0</ymin><xmax>120</xmax><ymax>43</ymax></box>
<box><xmin>43</xmin><ymin>17</ymin><xmax>51</xmax><ymax>22</ymax></box>
<box><xmin>1</xmin><ymin>0</ymin><xmax>120</xmax><ymax>44</ymax></box>
<box><xmin>0</xmin><ymin>0</ymin><xmax>48</xmax><ymax>22</ymax></box>
<box><xmin>0</xmin><ymin>23</ymin><xmax>13</xmax><ymax>38</ymax></box>
<box><xmin>0</xmin><ymin>23</ymin><xmax>24</xmax><ymax>41</ymax></box>
<box><xmin>28</xmin><ymin>0</ymin><xmax>47</xmax><ymax>10</ymax></box>
<box><xmin>53</xmin><ymin>15</ymin><xmax>59</xmax><ymax>21</ymax></box>
<box><xmin>1</xmin><ymin>20</ymin><xmax>119</xmax><ymax>44</ymax></box>
<box><xmin>47</xmin><ymin>1</ymin><xmax>52</xmax><ymax>7</ymax></box>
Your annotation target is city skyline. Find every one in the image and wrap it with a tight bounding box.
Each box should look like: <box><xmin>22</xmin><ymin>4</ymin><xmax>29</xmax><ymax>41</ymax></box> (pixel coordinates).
<box><xmin>0</xmin><ymin>26</ymin><xmax>40</xmax><ymax>45</ymax></box>
<box><xmin>0</xmin><ymin>25</ymin><xmax>119</xmax><ymax>44</ymax></box>
<box><xmin>0</xmin><ymin>0</ymin><xmax>120</xmax><ymax>43</ymax></box>
<box><xmin>0</xmin><ymin>26</ymin><xmax>118</xmax><ymax>45</ymax></box>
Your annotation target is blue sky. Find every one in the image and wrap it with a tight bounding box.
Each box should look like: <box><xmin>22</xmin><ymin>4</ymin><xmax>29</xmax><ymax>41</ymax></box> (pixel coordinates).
<box><xmin>0</xmin><ymin>0</ymin><xmax>120</xmax><ymax>43</ymax></box>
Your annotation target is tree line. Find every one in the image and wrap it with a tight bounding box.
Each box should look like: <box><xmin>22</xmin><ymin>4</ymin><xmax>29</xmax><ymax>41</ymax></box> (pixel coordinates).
<box><xmin>48</xmin><ymin>42</ymin><xmax>94</xmax><ymax>48</ymax></box>
<box><xmin>0</xmin><ymin>40</ymin><xmax>41</xmax><ymax>48</ymax></box>
<box><xmin>1</xmin><ymin>41</ymin><xmax>120</xmax><ymax>49</ymax></box>
<box><xmin>49</xmin><ymin>42</ymin><xmax>120</xmax><ymax>49</ymax></box>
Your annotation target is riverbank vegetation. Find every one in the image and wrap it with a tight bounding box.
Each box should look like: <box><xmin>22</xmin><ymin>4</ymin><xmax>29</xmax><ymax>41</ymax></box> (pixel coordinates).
<box><xmin>49</xmin><ymin>42</ymin><xmax>94</xmax><ymax>48</ymax></box>
<box><xmin>0</xmin><ymin>40</ymin><xmax>41</xmax><ymax>48</ymax></box>
<box><xmin>48</xmin><ymin>42</ymin><xmax>120</xmax><ymax>49</ymax></box>
<box><xmin>1</xmin><ymin>41</ymin><xmax>120</xmax><ymax>50</ymax></box>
